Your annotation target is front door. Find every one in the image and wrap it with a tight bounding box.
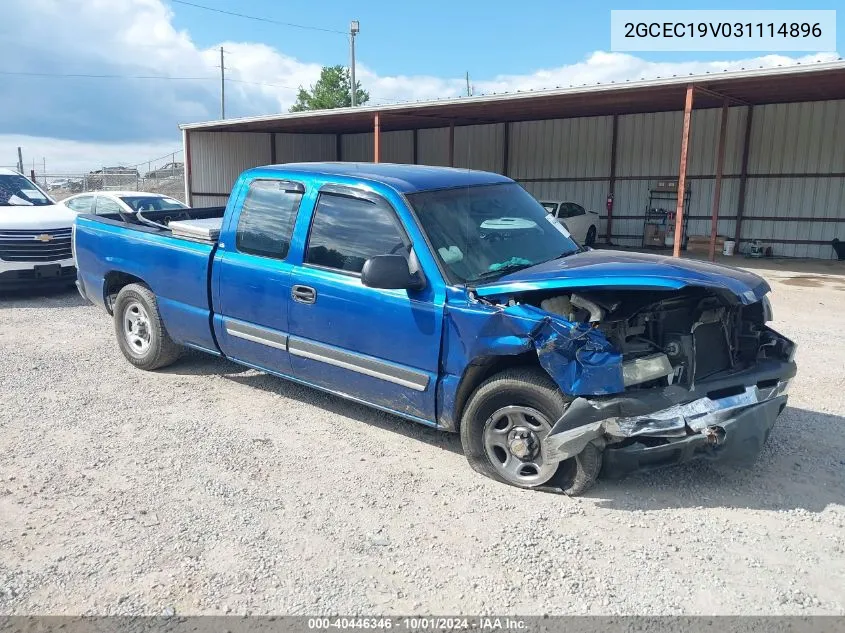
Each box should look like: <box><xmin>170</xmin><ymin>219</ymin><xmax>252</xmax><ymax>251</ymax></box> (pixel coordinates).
<box><xmin>213</xmin><ymin>178</ymin><xmax>304</xmax><ymax>374</ymax></box>
<box><xmin>287</xmin><ymin>187</ymin><xmax>443</xmax><ymax>423</ymax></box>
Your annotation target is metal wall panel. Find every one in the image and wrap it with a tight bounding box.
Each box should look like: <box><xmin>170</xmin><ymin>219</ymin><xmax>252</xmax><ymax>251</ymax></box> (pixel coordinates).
<box><xmin>189</xmin><ymin>132</ymin><xmax>272</xmax><ymax>195</ymax></box>
<box><xmin>683</xmin><ymin>178</ymin><xmax>740</xmax><ymax>241</ymax></box>
<box><xmin>275</xmin><ymin>133</ymin><xmax>337</xmax><ymax>163</ymax></box>
<box><xmin>341</xmin><ymin>132</ymin><xmax>374</xmax><ymax>162</ymax></box>
<box><xmin>192</xmin><ymin>195</ymin><xmax>228</xmax><ymax>208</ymax></box>
<box><xmin>381</xmin><ymin>130</ymin><xmax>414</xmax><ymax>164</ymax></box>
<box><xmin>742</xmin><ymin>176</ymin><xmax>845</xmax><ymax>258</ymax></box>
<box><xmin>686</xmin><ymin>107</ymin><xmax>746</xmax><ymax>176</ymax></box>
<box><xmin>748</xmin><ymin>100</ymin><xmax>845</xmax><ymax>175</ymax></box>
<box><xmin>616</xmin><ymin>108</ymin><xmax>744</xmax><ymax>178</ymax></box>
<box><xmin>616</xmin><ymin>111</ymin><xmax>683</xmax><ymax>178</ymax></box>
<box><xmin>337</xmin><ymin>131</ymin><xmax>415</xmax><ymax>164</ymax></box>
<box><xmin>417</xmin><ymin>127</ymin><xmax>450</xmax><ymax>166</ymax></box>
<box><xmin>453</xmin><ymin>123</ymin><xmax>504</xmax><ymax>173</ymax></box>
<box><xmin>509</xmin><ymin>116</ymin><xmax>613</xmax><ymax>179</ymax></box>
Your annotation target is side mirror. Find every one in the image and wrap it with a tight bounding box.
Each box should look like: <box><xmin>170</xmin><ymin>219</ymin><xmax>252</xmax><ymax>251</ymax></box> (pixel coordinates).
<box><xmin>361</xmin><ymin>254</ymin><xmax>426</xmax><ymax>291</ymax></box>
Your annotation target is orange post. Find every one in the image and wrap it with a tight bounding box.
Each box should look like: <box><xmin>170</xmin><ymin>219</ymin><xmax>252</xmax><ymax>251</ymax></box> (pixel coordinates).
<box><xmin>673</xmin><ymin>84</ymin><xmax>694</xmax><ymax>258</ymax></box>
<box><xmin>709</xmin><ymin>99</ymin><xmax>729</xmax><ymax>262</ymax></box>
<box><xmin>373</xmin><ymin>112</ymin><xmax>381</xmax><ymax>163</ymax></box>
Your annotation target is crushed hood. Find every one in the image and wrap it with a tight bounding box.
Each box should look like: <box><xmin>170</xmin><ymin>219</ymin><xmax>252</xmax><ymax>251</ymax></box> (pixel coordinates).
<box><xmin>474</xmin><ymin>250</ymin><xmax>770</xmax><ymax>305</ymax></box>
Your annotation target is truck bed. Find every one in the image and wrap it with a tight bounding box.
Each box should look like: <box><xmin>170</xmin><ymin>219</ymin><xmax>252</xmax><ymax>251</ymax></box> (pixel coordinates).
<box><xmin>83</xmin><ymin>206</ymin><xmax>226</xmax><ymax>242</ymax></box>
<box><xmin>74</xmin><ymin>206</ymin><xmax>227</xmax><ymax>353</ymax></box>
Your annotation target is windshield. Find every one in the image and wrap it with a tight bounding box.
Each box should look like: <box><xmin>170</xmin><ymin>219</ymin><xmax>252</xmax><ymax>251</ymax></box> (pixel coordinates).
<box><xmin>0</xmin><ymin>174</ymin><xmax>54</xmax><ymax>207</ymax></box>
<box><xmin>407</xmin><ymin>183</ymin><xmax>579</xmax><ymax>284</ymax></box>
<box><xmin>119</xmin><ymin>196</ymin><xmax>188</xmax><ymax>212</ymax></box>
<box><xmin>540</xmin><ymin>202</ymin><xmax>558</xmax><ymax>214</ymax></box>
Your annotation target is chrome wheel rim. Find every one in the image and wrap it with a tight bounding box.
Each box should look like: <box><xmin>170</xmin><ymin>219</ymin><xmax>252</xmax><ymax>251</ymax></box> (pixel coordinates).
<box><xmin>482</xmin><ymin>405</ymin><xmax>557</xmax><ymax>487</ymax></box>
<box><xmin>123</xmin><ymin>300</ymin><xmax>152</xmax><ymax>355</ymax></box>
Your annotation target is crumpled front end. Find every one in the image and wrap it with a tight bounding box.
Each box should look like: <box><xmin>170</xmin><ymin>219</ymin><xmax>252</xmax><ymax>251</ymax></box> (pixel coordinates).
<box><xmin>541</xmin><ymin>356</ymin><xmax>795</xmax><ymax>472</ymax></box>
<box><xmin>443</xmin><ymin>280</ymin><xmax>796</xmax><ymax>475</ymax></box>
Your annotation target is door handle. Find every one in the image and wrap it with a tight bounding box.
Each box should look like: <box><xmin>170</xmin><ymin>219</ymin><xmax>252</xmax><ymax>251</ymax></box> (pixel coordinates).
<box><xmin>292</xmin><ymin>284</ymin><xmax>317</xmax><ymax>304</ymax></box>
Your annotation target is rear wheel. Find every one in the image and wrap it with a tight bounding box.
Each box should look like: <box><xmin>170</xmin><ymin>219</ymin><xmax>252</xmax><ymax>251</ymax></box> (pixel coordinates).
<box><xmin>585</xmin><ymin>225</ymin><xmax>597</xmax><ymax>247</ymax></box>
<box><xmin>113</xmin><ymin>283</ymin><xmax>182</xmax><ymax>370</ymax></box>
<box><xmin>460</xmin><ymin>367</ymin><xmax>602</xmax><ymax>495</ymax></box>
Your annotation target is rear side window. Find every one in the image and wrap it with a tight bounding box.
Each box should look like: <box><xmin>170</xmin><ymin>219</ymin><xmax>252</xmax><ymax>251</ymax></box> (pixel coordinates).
<box><xmin>236</xmin><ymin>180</ymin><xmax>303</xmax><ymax>259</ymax></box>
<box><xmin>65</xmin><ymin>195</ymin><xmax>94</xmax><ymax>213</ymax></box>
<box><xmin>305</xmin><ymin>193</ymin><xmax>406</xmax><ymax>274</ymax></box>
<box><xmin>94</xmin><ymin>196</ymin><xmax>123</xmax><ymax>215</ymax></box>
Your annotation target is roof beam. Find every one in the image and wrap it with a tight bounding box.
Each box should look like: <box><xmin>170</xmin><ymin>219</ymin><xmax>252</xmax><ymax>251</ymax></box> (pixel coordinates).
<box><xmin>693</xmin><ymin>85</ymin><xmax>752</xmax><ymax>107</ymax></box>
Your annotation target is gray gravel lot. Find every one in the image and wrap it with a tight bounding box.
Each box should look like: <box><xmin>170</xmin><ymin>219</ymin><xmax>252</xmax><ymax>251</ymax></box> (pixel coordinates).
<box><xmin>1</xmin><ymin>259</ymin><xmax>844</xmax><ymax>615</ymax></box>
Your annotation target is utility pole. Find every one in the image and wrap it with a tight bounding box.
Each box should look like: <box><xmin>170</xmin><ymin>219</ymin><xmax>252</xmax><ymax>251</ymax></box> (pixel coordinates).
<box><xmin>16</xmin><ymin>147</ymin><xmax>23</xmax><ymax>174</ymax></box>
<box><xmin>466</xmin><ymin>72</ymin><xmax>472</xmax><ymax>97</ymax></box>
<box><xmin>349</xmin><ymin>20</ymin><xmax>359</xmax><ymax>107</ymax></box>
<box><xmin>220</xmin><ymin>46</ymin><xmax>226</xmax><ymax>119</ymax></box>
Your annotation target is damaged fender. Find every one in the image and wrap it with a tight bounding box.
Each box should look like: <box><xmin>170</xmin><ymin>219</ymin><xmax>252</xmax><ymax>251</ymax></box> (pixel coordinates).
<box><xmin>436</xmin><ymin>296</ymin><xmax>625</xmax><ymax>429</ymax></box>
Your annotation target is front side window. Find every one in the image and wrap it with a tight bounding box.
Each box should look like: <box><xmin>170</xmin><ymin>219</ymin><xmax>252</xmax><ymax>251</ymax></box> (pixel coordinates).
<box><xmin>407</xmin><ymin>182</ymin><xmax>578</xmax><ymax>284</ymax></box>
<box><xmin>305</xmin><ymin>193</ymin><xmax>406</xmax><ymax>274</ymax></box>
<box><xmin>235</xmin><ymin>180</ymin><xmax>303</xmax><ymax>260</ymax></box>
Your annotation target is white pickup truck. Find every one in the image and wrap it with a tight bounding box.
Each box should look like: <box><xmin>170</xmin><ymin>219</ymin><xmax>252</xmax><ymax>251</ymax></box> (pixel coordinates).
<box><xmin>0</xmin><ymin>168</ymin><xmax>78</xmax><ymax>291</ymax></box>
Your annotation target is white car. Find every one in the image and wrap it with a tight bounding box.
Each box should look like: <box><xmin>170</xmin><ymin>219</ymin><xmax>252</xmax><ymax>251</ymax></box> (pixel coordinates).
<box><xmin>0</xmin><ymin>168</ymin><xmax>78</xmax><ymax>291</ymax></box>
<box><xmin>539</xmin><ymin>200</ymin><xmax>600</xmax><ymax>246</ymax></box>
<box><xmin>61</xmin><ymin>191</ymin><xmax>188</xmax><ymax>217</ymax></box>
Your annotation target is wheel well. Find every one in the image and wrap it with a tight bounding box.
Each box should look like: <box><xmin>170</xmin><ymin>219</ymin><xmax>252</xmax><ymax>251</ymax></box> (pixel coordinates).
<box><xmin>451</xmin><ymin>351</ymin><xmax>542</xmax><ymax>432</ymax></box>
<box><xmin>103</xmin><ymin>271</ymin><xmax>146</xmax><ymax>314</ymax></box>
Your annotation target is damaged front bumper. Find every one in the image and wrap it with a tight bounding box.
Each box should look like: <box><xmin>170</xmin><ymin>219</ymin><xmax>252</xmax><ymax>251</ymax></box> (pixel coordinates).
<box><xmin>541</xmin><ymin>359</ymin><xmax>796</xmax><ymax>477</ymax></box>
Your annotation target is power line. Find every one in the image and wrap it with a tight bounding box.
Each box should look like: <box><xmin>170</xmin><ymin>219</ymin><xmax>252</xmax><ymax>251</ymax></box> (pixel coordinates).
<box><xmin>169</xmin><ymin>0</ymin><xmax>346</xmax><ymax>35</ymax></box>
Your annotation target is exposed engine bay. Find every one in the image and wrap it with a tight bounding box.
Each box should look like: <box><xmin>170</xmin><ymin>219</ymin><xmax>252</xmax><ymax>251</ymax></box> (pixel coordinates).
<box><xmin>529</xmin><ymin>288</ymin><xmax>791</xmax><ymax>391</ymax></box>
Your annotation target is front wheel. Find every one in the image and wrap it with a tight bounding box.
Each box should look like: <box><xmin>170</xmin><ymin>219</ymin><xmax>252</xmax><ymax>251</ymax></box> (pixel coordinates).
<box><xmin>584</xmin><ymin>225</ymin><xmax>597</xmax><ymax>247</ymax></box>
<box><xmin>113</xmin><ymin>283</ymin><xmax>182</xmax><ymax>370</ymax></box>
<box><xmin>459</xmin><ymin>367</ymin><xmax>602</xmax><ymax>495</ymax></box>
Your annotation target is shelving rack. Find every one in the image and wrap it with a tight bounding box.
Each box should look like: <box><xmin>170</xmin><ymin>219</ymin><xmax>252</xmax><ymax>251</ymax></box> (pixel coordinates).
<box><xmin>641</xmin><ymin>182</ymin><xmax>691</xmax><ymax>250</ymax></box>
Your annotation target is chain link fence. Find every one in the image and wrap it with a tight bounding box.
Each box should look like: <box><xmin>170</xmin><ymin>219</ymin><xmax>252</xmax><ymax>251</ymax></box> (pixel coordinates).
<box><xmin>27</xmin><ymin>151</ymin><xmax>186</xmax><ymax>203</ymax></box>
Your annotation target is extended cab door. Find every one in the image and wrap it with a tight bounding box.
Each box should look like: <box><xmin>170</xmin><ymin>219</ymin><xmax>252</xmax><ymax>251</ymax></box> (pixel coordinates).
<box><xmin>286</xmin><ymin>185</ymin><xmax>444</xmax><ymax>424</ymax></box>
<box><xmin>211</xmin><ymin>178</ymin><xmax>305</xmax><ymax>373</ymax></box>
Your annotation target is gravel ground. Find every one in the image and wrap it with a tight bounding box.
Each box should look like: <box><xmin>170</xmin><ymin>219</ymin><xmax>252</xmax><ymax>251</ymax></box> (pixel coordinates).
<box><xmin>1</xmin><ymin>260</ymin><xmax>844</xmax><ymax>616</ymax></box>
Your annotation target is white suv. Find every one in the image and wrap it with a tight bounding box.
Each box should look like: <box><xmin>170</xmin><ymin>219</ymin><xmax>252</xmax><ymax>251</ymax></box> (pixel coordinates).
<box><xmin>0</xmin><ymin>168</ymin><xmax>78</xmax><ymax>291</ymax></box>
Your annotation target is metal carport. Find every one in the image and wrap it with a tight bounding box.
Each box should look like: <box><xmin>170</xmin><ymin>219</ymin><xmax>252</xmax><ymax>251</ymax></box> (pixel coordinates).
<box><xmin>181</xmin><ymin>59</ymin><xmax>845</xmax><ymax>260</ymax></box>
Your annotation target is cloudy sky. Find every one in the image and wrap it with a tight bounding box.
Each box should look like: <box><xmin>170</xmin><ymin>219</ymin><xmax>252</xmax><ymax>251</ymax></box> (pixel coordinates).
<box><xmin>1</xmin><ymin>0</ymin><xmax>840</xmax><ymax>173</ymax></box>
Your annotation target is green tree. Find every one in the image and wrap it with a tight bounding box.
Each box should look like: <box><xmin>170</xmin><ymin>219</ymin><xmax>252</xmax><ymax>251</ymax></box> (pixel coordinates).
<box><xmin>289</xmin><ymin>65</ymin><xmax>369</xmax><ymax>112</ymax></box>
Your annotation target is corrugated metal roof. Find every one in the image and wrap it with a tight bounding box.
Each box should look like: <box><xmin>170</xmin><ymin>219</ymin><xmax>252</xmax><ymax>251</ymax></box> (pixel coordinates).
<box><xmin>181</xmin><ymin>58</ymin><xmax>845</xmax><ymax>134</ymax></box>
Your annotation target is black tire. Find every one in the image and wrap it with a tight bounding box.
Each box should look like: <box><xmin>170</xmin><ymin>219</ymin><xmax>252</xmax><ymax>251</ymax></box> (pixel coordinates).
<box><xmin>459</xmin><ymin>367</ymin><xmax>602</xmax><ymax>496</ymax></box>
<box><xmin>585</xmin><ymin>225</ymin><xmax>597</xmax><ymax>247</ymax></box>
<box><xmin>113</xmin><ymin>283</ymin><xmax>182</xmax><ymax>370</ymax></box>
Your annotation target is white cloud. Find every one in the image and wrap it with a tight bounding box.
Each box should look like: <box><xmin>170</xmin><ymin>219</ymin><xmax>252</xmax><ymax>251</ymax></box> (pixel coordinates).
<box><xmin>1</xmin><ymin>0</ymin><xmax>839</xmax><ymax>172</ymax></box>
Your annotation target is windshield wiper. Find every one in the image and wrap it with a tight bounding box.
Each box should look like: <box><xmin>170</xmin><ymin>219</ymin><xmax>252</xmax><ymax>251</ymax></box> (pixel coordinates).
<box><xmin>555</xmin><ymin>247</ymin><xmax>582</xmax><ymax>259</ymax></box>
<box><xmin>471</xmin><ymin>261</ymin><xmax>536</xmax><ymax>283</ymax></box>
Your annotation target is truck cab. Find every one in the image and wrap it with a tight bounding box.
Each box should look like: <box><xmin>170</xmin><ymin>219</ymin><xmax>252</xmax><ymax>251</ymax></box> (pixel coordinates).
<box><xmin>73</xmin><ymin>163</ymin><xmax>796</xmax><ymax>495</ymax></box>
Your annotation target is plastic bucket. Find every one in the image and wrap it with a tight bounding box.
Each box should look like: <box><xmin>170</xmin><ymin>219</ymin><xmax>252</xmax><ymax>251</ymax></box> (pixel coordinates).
<box><xmin>723</xmin><ymin>240</ymin><xmax>736</xmax><ymax>256</ymax></box>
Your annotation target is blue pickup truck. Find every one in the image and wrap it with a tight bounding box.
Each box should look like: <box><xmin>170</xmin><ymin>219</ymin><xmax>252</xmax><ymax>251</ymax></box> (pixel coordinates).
<box><xmin>73</xmin><ymin>163</ymin><xmax>796</xmax><ymax>495</ymax></box>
